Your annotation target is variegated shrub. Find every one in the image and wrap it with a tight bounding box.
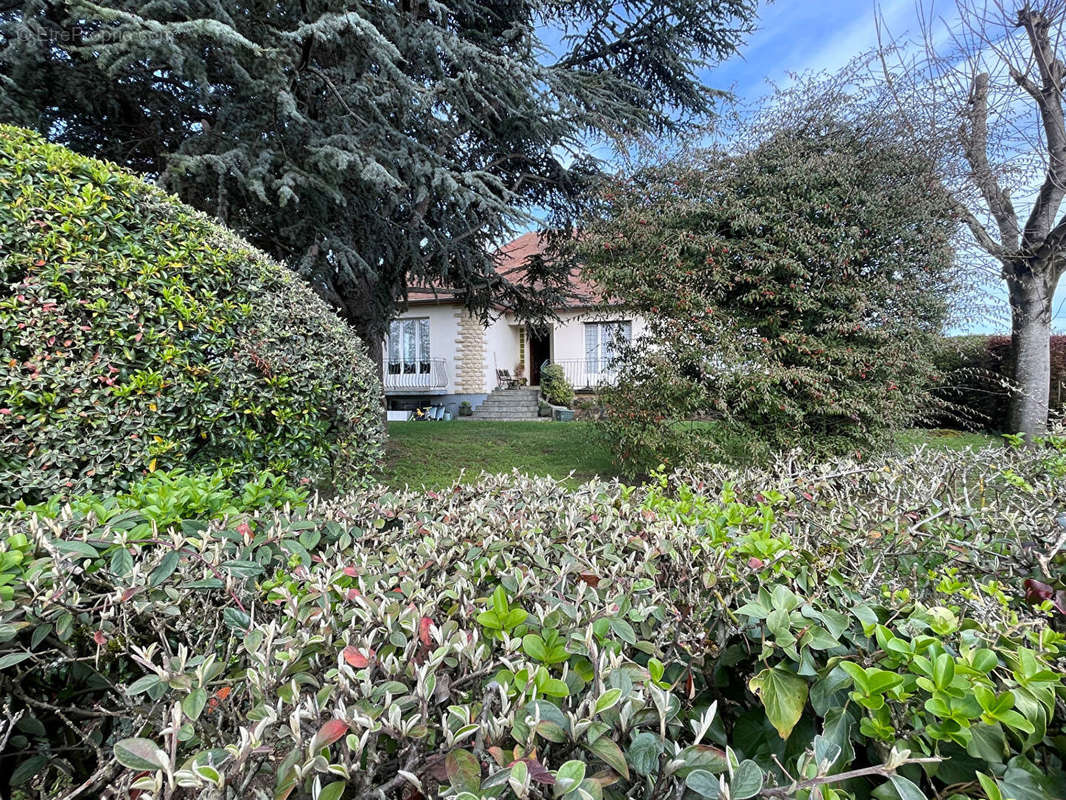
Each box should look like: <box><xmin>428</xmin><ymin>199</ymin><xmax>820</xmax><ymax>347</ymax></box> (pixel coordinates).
<box><xmin>0</xmin><ymin>439</ymin><xmax>1064</xmax><ymax>799</ymax></box>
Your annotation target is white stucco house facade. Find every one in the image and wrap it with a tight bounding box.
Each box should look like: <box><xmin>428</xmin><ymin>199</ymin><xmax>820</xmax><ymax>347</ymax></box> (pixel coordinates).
<box><xmin>382</xmin><ymin>232</ymin><xmax>648</xmax><ymax>416</ymax></box>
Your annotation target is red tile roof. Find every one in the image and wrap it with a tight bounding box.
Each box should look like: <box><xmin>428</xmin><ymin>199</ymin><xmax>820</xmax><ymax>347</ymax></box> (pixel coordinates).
<box><xmin>406</xmin><ymin>232</ymin><xmax>603</xmax><ymax>309</ymax></box>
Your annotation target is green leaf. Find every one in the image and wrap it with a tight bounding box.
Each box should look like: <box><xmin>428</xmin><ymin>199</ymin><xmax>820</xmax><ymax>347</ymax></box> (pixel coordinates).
<box><xmin>587</xmin><ymin>736</ymin><xmax>629</xmax><ymax>779</ymax></box>
<box><xmin>594</xmin><ymin>688</ymin><xmax>622</xmax><ymax>714</ymax></box>
<box><xmin>126</xmin><ymin>674</ymin><xmax>162</xmax><ymax>695</ymax></box>
<box><xmin>685</xmin><ymin>769</ymin><xmax>721</xmax><ymax>799</ymax></box>
<box><xmin>555</xmin><ymin>760</ymin><xmax>586</xmax><ymax>796</ymax></box>
<box><xmin>221</xmin><ymin>560</ymin><xmax>264</xmax><ymax>578</ymax></box>
<box><xmin>110</xmin><ymin>547</ymin><xmax>133</xmax><ymax>576</ymax></box>
<box><xmin>492</xmin><ymin>585</ymin><xmax>509</xmax><ymax>615</ymax></box>
<box><xmin>114</xmin><ymin>738</ymin><xmax>168</xmax><ymax>771</ymax></box>
<box><xmin>933</xmin><ymin>653</ymin><xmax>955</xmax><ymax>690</ymax></box>
<box><xmin>222</xmin><ymin>607</ymin><xmax>251</xmax><ymax>631</ymax></box>
<box><xmin>445</xmin><ymin>749</ymin><xmax>481</xmax><ymax>794</ymax></box>
<box><xmin>10</xmin><ymin>754</ymin><xmax>48</xmax><ymax>786</ymax></box>
<box><xmin>627</xmin><ymin>731</ymin><xmax>663</xmax><ymax>777</ymax></box>
<box><xmin>748</xmin><ymin>665</ymin><xmax>808</xmax><ymax>740</ymax></box>
<box><xmin>889</xmin><ymin>775</ymin><xmax>927</xmax><ymax>800</ymax></box>
<box><xmin>523</xmin><ymin>634</ymin><xmax>548</xmax><ymax>662</ymax></box>
<box><xmin>149</xmin><ymin>550</ymin><xmax>181</xmax><ymax>587</ymax></box>
<box><xmin>730</xmin><ymin>760</ymin><xmax>764</xmax><ymax>800</ymax></box>
<box><xmin>609</xmin><ymin>617</ymin><xmax>636</xmax><ymax>644</ymax></box>
<box><xmin>976</xmin><ymin>773</ymin><xmax>1004</xmax><ymax>800</ymax></box>
<box><xmin>318</xmin><ymin>781</ymin><xmax>346</xmax><ymax>800</ymax></box>
<box><xmin>0</xmin><ymin>652</ymin><xmax>33</xmax><ymax>669</ymax></box>
<box><xmin>53</xmin><ymin>540</ymin><xmax>99</xmax><ymax>559</ymax></box>
<box><xmin>183</xmin><ymin>688</ymin><xmax>207</xmax><ymax>720</ymax></box>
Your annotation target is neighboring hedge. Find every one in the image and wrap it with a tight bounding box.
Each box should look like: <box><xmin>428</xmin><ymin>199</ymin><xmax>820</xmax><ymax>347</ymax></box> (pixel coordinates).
<box><xmin>932</xmin><ymin>335</ymin><xmax>1066</xmax><ymax>430</ymax></box>
<box><xmin>1</xmin><ymin>440</ymin><xmax>1063</xmax><ymax>799</ymax></box>
<box><xmin>0</xmin><ymin>126</ymin><xmax>383</xmax><ymax>504</ymax></box>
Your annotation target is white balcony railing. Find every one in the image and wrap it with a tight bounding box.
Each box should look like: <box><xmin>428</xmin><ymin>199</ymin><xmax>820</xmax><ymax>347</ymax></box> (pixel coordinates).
<box><xmin>547</xmin><ymin>359</ymin><xmax>619</xmax><ymax>391</ymax></box>
<box><xmin>384</xmin><ymin>359</ymin><xmax>448</xmax><ymax>393</ymax></box>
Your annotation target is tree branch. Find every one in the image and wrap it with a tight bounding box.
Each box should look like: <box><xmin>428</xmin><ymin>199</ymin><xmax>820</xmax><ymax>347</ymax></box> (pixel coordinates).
<box><xmin>961</xmin><ymin>72</ymin><xmax>1020</xmax><ymax>251</ymax></box>
<box><xmin>1014</xmin><ymin>8</ymin><xmax>1066</xmax><ymax>248</ymax></box>
<box><xmin>759</xmin><ymin>757</ymin><xmax>942</xmax><ymax>798</ymax></box>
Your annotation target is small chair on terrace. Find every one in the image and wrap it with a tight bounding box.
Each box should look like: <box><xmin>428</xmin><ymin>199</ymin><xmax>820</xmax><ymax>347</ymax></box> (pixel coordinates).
<box><xmin>496</xmin><ymin>369</ymin><xmax>519</xmax><ymax>390</ymax></box>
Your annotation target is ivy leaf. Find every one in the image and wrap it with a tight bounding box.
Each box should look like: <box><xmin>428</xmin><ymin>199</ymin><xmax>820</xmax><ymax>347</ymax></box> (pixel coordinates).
<box><xmin>748</xmin><ymin>665</ymin><xmax>808</xmax><ymax>740</ymax></box>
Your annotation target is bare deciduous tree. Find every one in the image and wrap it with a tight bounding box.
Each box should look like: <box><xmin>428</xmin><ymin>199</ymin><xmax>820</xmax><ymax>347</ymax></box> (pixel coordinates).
<box><xmin>877</xmin><ymin>0</ymin><xmax>1066</xmax><ymax>435</ymax></box>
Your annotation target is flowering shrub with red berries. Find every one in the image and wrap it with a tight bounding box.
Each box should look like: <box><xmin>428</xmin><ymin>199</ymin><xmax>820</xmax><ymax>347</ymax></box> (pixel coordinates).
<box><xmin>0</xmin><ymin>127</ymin><xmax>382</xmax><ymax>504</ymax></box>
<box><xmin>580</xmin><ymin>119</ymin><xmax>959</xmax><ymax>473</ymax></box>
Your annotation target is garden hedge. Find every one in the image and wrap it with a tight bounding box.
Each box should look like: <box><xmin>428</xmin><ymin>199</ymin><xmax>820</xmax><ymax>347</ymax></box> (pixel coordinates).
<box><xmin>0</xmin><ymin>126</ymin><xmax>383</xmax><ymax>504</ymax></box>
<box><xmin>1</xmin><ymin>436</ymin><xmax>1063</xmax><ymax>799</ymax></box>
<box><xmin>932</xmin><ymin>335</ymin><xmax>1066</xmax><ymax>430</ymax></box>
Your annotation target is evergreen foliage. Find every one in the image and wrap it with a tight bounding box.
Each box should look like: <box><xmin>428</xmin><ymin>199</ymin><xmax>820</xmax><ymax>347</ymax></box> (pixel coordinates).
<box><xmin>0</xmin><ymin>126</ymin><xmax>383</xmax><ymax>504</ymax></box>
<box><xmin>580</xmin><ymin>120</ymin><xmax>959</xmax><ymax>472</ymax></box>
<box><xmin>0</xmin><ymin>0</ymin><xmax>756</xmax><ymax>343</ymax></box>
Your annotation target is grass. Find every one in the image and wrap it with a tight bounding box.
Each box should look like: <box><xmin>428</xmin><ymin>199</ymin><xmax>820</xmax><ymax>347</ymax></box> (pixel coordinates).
<box><xmin>379</xmin><ymin>421</ymin><xmax>1002</xmax><ymax>491</ymax></box>
<box><xmin>381</xmin><ymin>420</ymin><xmax>620</xmax><ymax>490</ymax></box>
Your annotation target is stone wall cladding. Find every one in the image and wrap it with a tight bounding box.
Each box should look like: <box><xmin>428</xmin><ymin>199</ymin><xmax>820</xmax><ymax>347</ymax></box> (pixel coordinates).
<box><xmin>453</xmin><ymin>310</ymin><xmax>486</xmax><ymax>393</ymax></box>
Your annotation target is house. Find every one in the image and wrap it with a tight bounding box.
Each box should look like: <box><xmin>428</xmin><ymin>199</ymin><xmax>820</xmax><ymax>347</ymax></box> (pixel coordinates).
<box><xmin>383</xmin><ymin>232</ymin><xmax>647</xmax><ymax>418</ymax></box>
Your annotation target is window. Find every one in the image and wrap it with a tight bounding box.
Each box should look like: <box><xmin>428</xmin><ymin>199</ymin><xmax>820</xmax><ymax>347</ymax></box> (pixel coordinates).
<box><xmin>387</xmin><ymin>318</ymin><xmax>431</xmax><ymax>374</ymax></box>
<box><xmin>584</xmin><ymin>321</ymin><xmax>631</xmax><ymax>373</ymax></box>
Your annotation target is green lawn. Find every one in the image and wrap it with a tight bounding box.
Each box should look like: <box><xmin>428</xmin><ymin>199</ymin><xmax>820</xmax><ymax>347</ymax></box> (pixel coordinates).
<box><xmin>381</xmin><ymin>420</ymin><xmax>619</xmax><ymax>490</ymax></box>
<box><xmin>379</xmin><ymin>421</ymin><xmax>1002</xmax><ymax>490</ymax></box>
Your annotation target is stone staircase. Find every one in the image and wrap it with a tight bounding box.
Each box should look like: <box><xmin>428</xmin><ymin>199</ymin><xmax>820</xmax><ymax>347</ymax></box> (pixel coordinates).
<box><xmin>469</xmin><ymin>388</ymin><xmax>542</xmax><ymax>421</ymax></box>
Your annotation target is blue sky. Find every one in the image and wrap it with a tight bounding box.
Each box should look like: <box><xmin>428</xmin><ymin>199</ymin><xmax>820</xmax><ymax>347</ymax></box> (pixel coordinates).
<box><xmin>701</xmin><ymin>0</ymin><xmax>1066</xmax><ymax>334</ymax></box>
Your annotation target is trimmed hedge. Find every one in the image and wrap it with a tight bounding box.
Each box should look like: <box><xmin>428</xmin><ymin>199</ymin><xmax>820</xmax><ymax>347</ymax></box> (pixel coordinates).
<box><xmin>932</xmin><ymin>335</ymin><xmax>1066</xmax><ymax>430</ymax></box>
<box><xmin>0</xmin><ymin>126</ymin><xmax>383</xmax><ymax>504</ymax></box>
<box><xmin>1</xmin><ymin>439</ymin><xmax>1063</xmax><ymax>799</ymax></box>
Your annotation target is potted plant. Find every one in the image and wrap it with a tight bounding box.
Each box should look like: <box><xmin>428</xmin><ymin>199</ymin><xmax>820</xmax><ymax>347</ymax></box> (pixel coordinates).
<box><xmin>459</xmin><ymin>401</ymin><xmax>473</xmax><ymax>417</ymax></box>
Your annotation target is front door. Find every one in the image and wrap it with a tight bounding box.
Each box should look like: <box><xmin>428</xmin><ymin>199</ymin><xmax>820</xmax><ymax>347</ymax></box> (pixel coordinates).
<box><xmin>528</xmin><ymin>327</ymin><xmax>551</xmax><ymax>386</ymax></box>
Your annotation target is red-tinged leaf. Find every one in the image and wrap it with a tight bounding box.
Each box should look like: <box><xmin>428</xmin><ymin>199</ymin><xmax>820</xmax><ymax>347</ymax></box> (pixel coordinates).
<box><xmin>487</xmin><ymin>746</ymin><xmax>507</xmax><ymax>767</ymax></box>
<box><xmin>748</xmin><ymin>557</ymin><xmax>764</xmax><ymax>569</ymax></box>
<box><xmin>522</xmin><ymin>758</ymin><xmax>555</xmax><ymax>785</ymax></box>
<box><xmin>343</xmin><ymin>566</ymin><xmax>359</xmax><ymax>577</ymax></box>
<box><xmin>419</xmin><ymin>616</ymin><xmax>433</xmax><ymax>647</ymax></box>
<box><xmin>346</xmin><ymin>588</ymin><xmax>361</xmax><ymax>602</ymax></box>
<box><xmin>93</xmin><ymin>630</ymin><xmax>108</xmax><ymax>646</ymax></box>
<box><xmin>1024</xmin><ymin>578</ymin><xmax>1054</xmax><ymax>604</ymax></box>
<box><xmin>1055</xmin><ymin>590</ymin><xmax>1066</xmax><ymax>616</ymax></box>
<box><xmin>424</xmin><ymin>754</ymin><xmax>449</xmax><ymax>781</ymax></box>
<box><xmin>444</xmin><ymin>749</ymin><xmax>481</xmax><ymax>793</ymax></box>
<box><xmin>311</xmin><ymin>719</ymin><xmax>348</xmax><ymax>749</ymax></box>
<box><xmin>578</xmin><ymin>571</ymin><xmax>601</xmax><ymax>588</ymax></box>
<box><xmin>343</xmin><ymin>646</ymin><xmax>373</xmax><ymax>668</ymax></box>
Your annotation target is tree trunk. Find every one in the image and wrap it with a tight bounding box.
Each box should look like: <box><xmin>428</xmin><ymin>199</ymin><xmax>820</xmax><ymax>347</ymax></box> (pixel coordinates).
<box><xmin>1007</xmin><ymin>275</ymin><xmax>1052</xmax><ymax>436</ymax></box>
